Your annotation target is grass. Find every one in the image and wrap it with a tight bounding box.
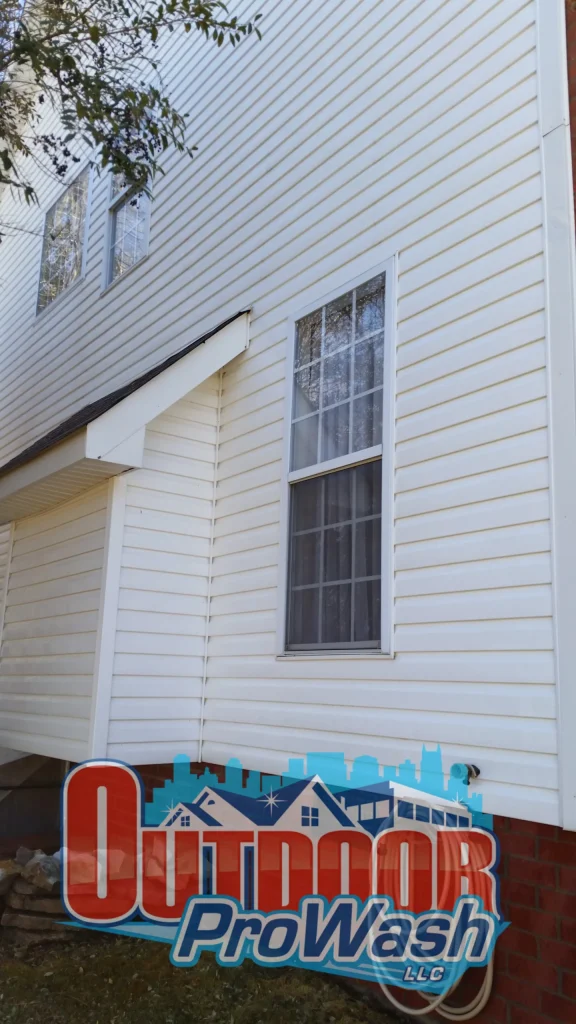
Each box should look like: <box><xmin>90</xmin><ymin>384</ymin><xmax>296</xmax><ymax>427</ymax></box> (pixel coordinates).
<box><xmin>0</xmin><ymin>934</ymin><xmax>396</xmax><ymax>1024</ymax></box>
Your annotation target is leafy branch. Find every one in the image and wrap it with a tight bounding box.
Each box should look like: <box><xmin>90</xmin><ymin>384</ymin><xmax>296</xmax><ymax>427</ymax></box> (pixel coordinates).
<box><xmin>0</xmin><ymin>0</ymin><xmax>261</xmax><ymax>220</ymax></box>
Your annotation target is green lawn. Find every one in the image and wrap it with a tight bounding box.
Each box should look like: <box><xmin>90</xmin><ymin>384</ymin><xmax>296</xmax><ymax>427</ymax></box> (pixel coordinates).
<box><xmin>0</xmin><ymin>935</ymin><xmax>395</xmax><ymax>1023</ymax></box>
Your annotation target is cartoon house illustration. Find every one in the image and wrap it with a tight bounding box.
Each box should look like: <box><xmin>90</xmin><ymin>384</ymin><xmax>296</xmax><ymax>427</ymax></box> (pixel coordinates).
<box><xmin>334</xmin><ymin>780</ymin><xmax>472</xmax><ymax>836</ymax></box>
<box><xmin>161</xmin><ymin>776</ymin><xmax>358</xmax><ymax>835</ymax></box>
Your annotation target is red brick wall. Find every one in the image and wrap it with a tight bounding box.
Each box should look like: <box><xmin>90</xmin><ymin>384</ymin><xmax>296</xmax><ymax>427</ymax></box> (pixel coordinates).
<box><xmin>475</xmin><ymin>817</ymin><xmax>576</xmax><ymax>1024</ymax></box>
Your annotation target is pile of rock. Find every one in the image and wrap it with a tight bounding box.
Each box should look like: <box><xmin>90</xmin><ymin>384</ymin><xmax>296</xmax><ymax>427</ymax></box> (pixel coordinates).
<box><xmin>0</xmin><ymin>846</ymin><xmax>69</xmax><ymax>947</ymax></box>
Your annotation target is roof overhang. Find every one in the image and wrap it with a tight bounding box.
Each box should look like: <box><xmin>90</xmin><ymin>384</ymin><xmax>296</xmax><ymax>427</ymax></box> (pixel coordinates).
<box><xmin>0</xmin><ymin>311</ymin><xmax>250</xmax><ymax>524</ymax></box>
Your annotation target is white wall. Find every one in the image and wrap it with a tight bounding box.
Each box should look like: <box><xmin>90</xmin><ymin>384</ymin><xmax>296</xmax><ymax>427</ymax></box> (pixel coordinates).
<box><xmin>0</xmin><ymin>485</ymin><xmax>108</xmax><ymax>761</ymax></box>
<box><xmin>0</xmin><ymin>0</ymin><xmax>563</xmax><ymax>823</ymax></box>
<box><xmin>105</xmin><ymin>378</ymin><xmax>219</xmax><ymax>764</ymax></box>
<box><xmin>198</xmin><ymin>0</ymin><xmax>558</xmax><ymax>825</ymax></box>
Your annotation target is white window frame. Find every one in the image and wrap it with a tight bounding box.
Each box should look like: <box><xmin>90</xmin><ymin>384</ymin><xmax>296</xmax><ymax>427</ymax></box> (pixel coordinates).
<box><xmin>35</xmin><ymin>163</ymin><xmax>93</xmax><ymax>317</ymax></box>
<box><xmin>276</xmin><ymin>255</ymin><xmax>397</xmax><ymax>658</ymax></box>
<box><xmin>102</xmin><ymin>173</ymin><xmax>151</xmax><ymax>290</ymax></box>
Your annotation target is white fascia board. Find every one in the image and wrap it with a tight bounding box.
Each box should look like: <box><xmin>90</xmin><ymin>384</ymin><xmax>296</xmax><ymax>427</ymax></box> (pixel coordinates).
<box><xmin>86</xmin><ymin>312</ymin><xmax>250</xmax><ymax>458</ymax></box>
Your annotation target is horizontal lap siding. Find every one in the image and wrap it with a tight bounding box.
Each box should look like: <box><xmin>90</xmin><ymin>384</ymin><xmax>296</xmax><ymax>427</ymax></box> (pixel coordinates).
<box><xmin>0</xmin><ymin>0</ymin><xmax>539</xmax><ymax>462</ymax></box>
<box><xmin>106</xmin><ymin>379</ymin><xmax>218</xmax><ymax>764</ymax></box>
<box><xmin>0</xmin><ymin>1</ymin><xmax>559</xmax><ymax>823</ymax></box>
<box><xmin>0</xmin><ymin>486</ymin><xmax>108</xmax><ymax>760</ymax></box>
<box><xmin>200</xmin><ymin>0</ymin><xmax>558</xmax><ymax>824</ymax></box>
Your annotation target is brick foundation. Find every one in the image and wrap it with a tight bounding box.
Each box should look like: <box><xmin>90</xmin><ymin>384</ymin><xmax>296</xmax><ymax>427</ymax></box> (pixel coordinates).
<box><xmin>470</xmin><ymin>817</ymin><xmax>576</xmax><ymax>1024</ymax></box>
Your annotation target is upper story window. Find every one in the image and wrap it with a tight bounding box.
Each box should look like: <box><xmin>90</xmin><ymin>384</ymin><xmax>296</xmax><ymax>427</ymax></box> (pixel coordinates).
<box><xmin>285</xmin><ymin>271</ymin><xmax>390</xmax><ymax>653</ymax></box>
<box><xmin>37</xmin><ymin>167</ymin><xmax>90</xmax><ymax>312</ymax></box>
<box><xmin>107</xmin><ymin>174</ymin><xmax>151</xmax><ymax>284</ymax></box>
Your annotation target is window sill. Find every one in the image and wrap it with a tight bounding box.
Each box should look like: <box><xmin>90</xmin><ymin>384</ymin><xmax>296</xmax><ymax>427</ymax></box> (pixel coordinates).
<box><xmin>100</xmin><ymin>253</ymin><xmax>149</xmax><ymax>296</ymax></box>
<box><xmin>276</xmin><ymin>651</ymin><xmax>395</xmax><ymax>661</ymax></box>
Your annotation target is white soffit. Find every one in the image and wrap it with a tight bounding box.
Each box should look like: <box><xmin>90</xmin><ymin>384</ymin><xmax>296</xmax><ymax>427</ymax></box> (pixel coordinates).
<box><xmin>0</xmin><ymin>312</ymin><xmax>250</xmax><ymax>525</ymax></box>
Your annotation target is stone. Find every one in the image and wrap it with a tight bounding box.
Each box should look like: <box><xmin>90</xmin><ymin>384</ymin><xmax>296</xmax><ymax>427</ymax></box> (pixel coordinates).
<box><xmin>15</xmin><ymin>847</ymin><xmax>36</xmax><ymax>867</ymax></box>
<box><xmin>5</xmin><ymin>891</ymin><xmax>25</xmax><ymax>910</ymax></box>
<box><xmin>27</xmin><ymin>895</ymin><xmax>63</xmax><ymax>914</ymax></box>
<box><xmin>21</xmin><ymin>852</ymin><xmax>60</xmax><ymax>892</ymax></box>
<box><xmin>12</xmin><ymin>878</ymin><xmax>38</xmax><ymax>895</ymax></box>
<box><xmin>3</xmin><ymin>928</ymin><xmax>72</xmax><ymax>948</ymax></box>
<box><xmin>1</xmin><ymin>910</ymin><xmax>67</xmax><ymax>932</ymax></box>
<box><xmin>0</xmin><ymin>859</ymin><xmax>20</xmax><ymax>895</ymax></box>
<box><xmin>5</xmin><ymin>891</ymin><xmax>64</xmax><ymax>913</ymax></box>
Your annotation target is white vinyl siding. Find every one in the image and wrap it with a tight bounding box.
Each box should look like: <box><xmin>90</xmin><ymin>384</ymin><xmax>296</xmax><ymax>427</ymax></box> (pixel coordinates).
<box><xmin>106</xmin><ymin>378</ymin><xmax>219</xmax><ymax>764</ymax></box>
<box><xmin>0</xmin><ymin>0</ymin><xmax>563</xmax><ymax>825</ymax></box>
<box><xmin>197</xmin><ymin>3</ymin><xmax>555</xmax><ymax>825</ymax></box>
<box><xmin>0</xmin><ymin>485</ymin><xmax>108</xmax><ymax>760</ymax></box>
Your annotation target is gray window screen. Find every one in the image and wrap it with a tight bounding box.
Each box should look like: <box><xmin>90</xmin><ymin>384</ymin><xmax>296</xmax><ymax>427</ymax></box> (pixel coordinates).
<box><xmin>287</xmin><ymin>459</ymin><xmax>382</xmax><ymax>649</ymax></box>
<box><xmin>286</xmin><ymin>272</ymin><xmax>386</xmax><ymax>652</ymax></box>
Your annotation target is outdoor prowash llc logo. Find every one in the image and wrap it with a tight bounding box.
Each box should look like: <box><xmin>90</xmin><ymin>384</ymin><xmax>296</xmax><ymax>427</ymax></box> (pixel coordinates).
<box><xmin>61</xmin><ymin>750</ymin><xmax>507</xmax><ymax>994</ymax></box>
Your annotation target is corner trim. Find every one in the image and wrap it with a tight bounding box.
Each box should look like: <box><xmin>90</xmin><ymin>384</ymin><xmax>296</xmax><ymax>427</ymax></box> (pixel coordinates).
<box><xmin>537</xmin><ymin>0</ymin><xmax>576</xmax><ymax>830</ymax></box>
<box><xmin>89</xmin><ymin>475</ymin><xmax>127</xmax><ymax>758</ymax></box>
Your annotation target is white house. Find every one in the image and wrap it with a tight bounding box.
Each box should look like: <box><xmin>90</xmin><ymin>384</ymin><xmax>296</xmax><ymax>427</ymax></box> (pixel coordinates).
<box><xmin>1</xmin><ymin>0</ymin><xmax>576</xmax><ymax>846</ymax></box>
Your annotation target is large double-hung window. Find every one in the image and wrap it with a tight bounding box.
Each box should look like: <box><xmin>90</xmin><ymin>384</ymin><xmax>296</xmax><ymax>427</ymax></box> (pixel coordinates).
<box><xmin>284</xmin><ymin>268</ymin><xmax>392</xmax><ymax>653</ymax></box>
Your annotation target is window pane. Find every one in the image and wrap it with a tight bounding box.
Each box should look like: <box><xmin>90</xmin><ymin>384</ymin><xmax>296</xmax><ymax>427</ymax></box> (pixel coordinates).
<box><xmin>109</xmin><ymin>190</ymin><xmax>150</xmax><ymax>283</ymax></box>
<box><xmin>321</xmin><ymin>403</ymin><xmax>349</xmax><ymax>461</ymax></box>
<box><xmin>323</xmin><ymin>348</ymin><xmax>351</xmax><ymax>408</ymax></box>
<box><xmin>355</xmin><ymin>518</ymin><xmax>381</xmax><ymax>578</ymax></box>
<box><xmin>289</xmin><ymin>588</ymin><xmax>319</xmax><ymax>646</ymax></box>
<box><xmin>354</xmin><ymin>580</ymin><xmax>381</xmax><ymax>644</ymax></box>
<box><xmin>356</xmin><ymin>460</ymin><xmax>382</xmax><ymax>517</ymax></box>
<box><xmin>292</xmin><ymin>416</ymin><xmax>319</xmax><ymax>470</ymax></box>
<box><xmin>37</xmin><ymin>169</ymin><xmax>89</xmax><ymax>311</ymax></box>
<box><xmin>325</xmin><ymin>292</ymin><xmax>352</xmax><ymax>354</ymax></box>
<box><xmin>322</xmin><ymin>584</ymin><xmax>351</xmax><ymax>643</ymax></box>
<box><xmin>355</xmin><ymin>333</ymin><xmax>384</xmax><ymax>394</ymax></box>
<box><xmin>291</xmin><ymin>532</ymin><xmax>320</xmax><ymax>586</ymax></box>
<box><xmin>356</xmin><ymin>273</ymin><xmax>385</xmax><ymax>337</ymax></box>
<box><xmin>292</xmin><ymin>477</ymin><xmax>322</xmax><ymax>531</ymax></box>
<box><xmin>287</xmin><ymin>461</ymin><xmax>381</xmax><ymax>649</ymax></box>
<box><xmin>325</xmin><ymin>469</ymin><xmax>352</xmax><ymax>525</ymax></box>
<box><xmin>324</xmin><ymin>524</ymin><xmax>352</xmax><ymax>582</ymax></box>
<box><xmin>352</xmin><ymin>389</ymin><xmax>383</xmax><ymax>451</ymax></box>
<box><xmin>296</xmin><ymin>310</ymin><xmax>322</xmax><ymax>367</ymax></box>
<box><xmin>294</xmin><ymin>363</ymin><xmax>320</xmax><ymax>417</ymax></box>
<box><xmin>293</xmin><ymin>273</ymin><xmax>385</xmax><ymax>463</ymax></box>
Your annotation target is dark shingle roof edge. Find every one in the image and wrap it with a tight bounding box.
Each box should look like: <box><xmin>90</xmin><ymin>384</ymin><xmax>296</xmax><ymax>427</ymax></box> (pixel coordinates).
<box><xmin>0</xmin><ymin>309</ymin><xmax>250</xmax><ymax>479</ymax></box>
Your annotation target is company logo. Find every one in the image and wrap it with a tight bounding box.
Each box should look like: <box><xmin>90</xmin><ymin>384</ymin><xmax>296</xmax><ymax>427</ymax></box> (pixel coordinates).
<box><xmin>61</xmin><ymin>752</ymin><xmax>507</xmax><ymax>993</ymax></box>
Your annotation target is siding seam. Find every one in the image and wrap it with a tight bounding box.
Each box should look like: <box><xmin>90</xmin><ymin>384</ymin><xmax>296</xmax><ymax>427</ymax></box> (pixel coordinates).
<box><xmin>198</xmin><ymin>369</ymin><xmax>223</xmax><ymax>761</ymax></box>
<box><xmin>0</xmin><ymin>524</ymin><xmax>14</xmax><ymax>644</ymax></box>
